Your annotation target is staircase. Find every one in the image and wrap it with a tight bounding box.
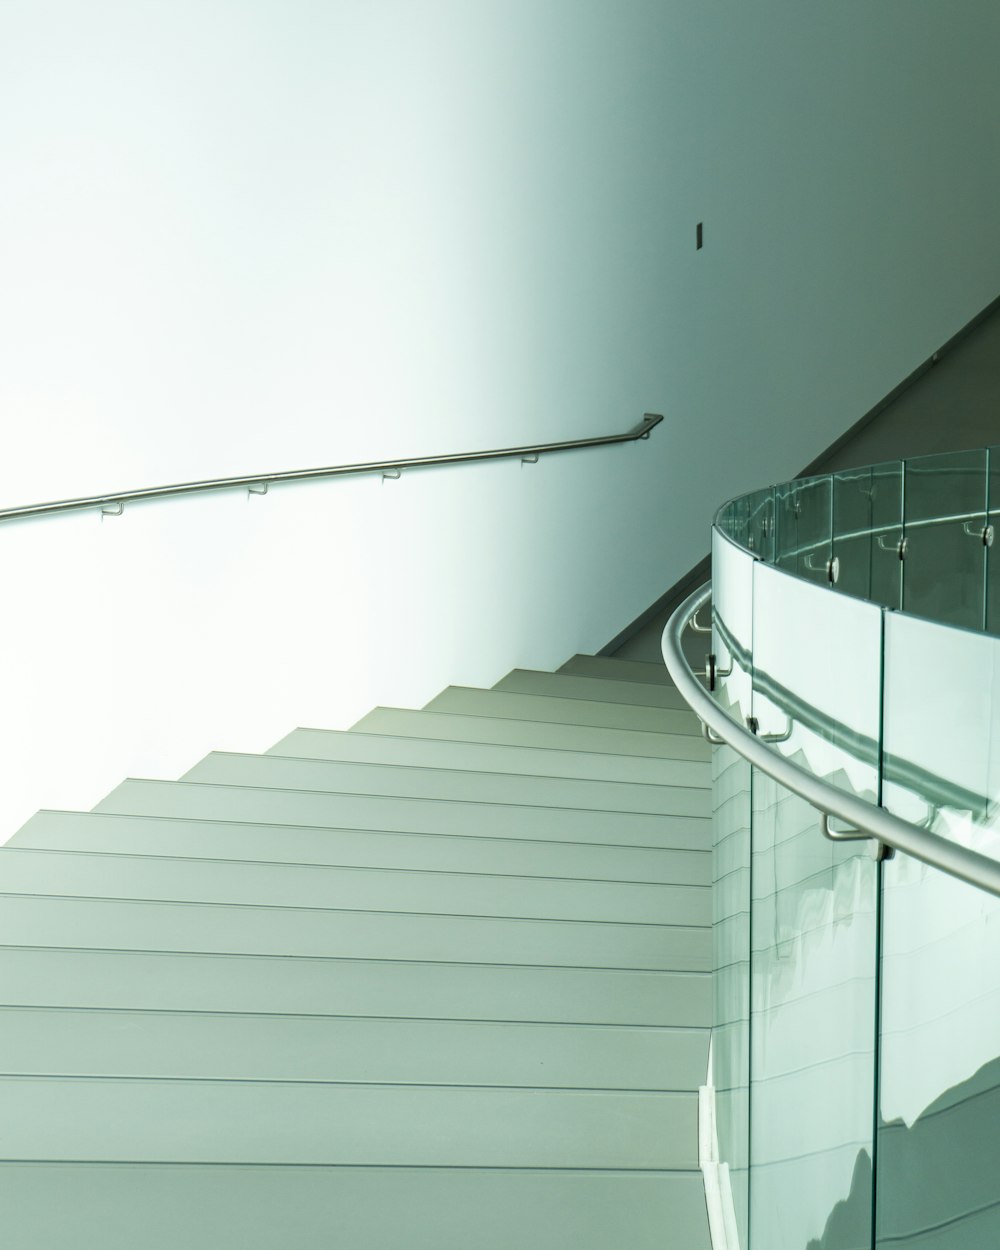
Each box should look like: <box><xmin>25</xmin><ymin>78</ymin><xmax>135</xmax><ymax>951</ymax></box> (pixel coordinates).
<box><xmin>0</xmin><ymin>655</ymin><xmax>713</xmax><ymax>1249</ymax></box>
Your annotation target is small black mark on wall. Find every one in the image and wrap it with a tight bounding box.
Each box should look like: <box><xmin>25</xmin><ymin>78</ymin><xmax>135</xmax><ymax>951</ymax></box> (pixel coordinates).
<box><xmin>696</xmin><ymin>222</ymin><xmax>703</xmax><ymax>250</ymax></box>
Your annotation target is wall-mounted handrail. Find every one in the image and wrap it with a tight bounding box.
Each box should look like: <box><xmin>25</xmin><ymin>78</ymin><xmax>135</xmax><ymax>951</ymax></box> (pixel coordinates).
<box><xmin>662</xmin><ymin>580</ymin><xmax>1000</xmax><ymax>900</ymax></box>
<box><xmin>0</xmin><ymin>413</ymin><xmax>663</xmax><ymax>523</ymax></box>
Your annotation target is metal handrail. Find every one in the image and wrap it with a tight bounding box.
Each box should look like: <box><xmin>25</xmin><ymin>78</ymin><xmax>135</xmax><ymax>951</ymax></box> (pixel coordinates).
<box><xmin>662</xmin><ymin>579</ymin><xmax>1000</xmax><ymax>899</ymax></box>
<box><xmin>0</xmin><ymin>413</ymin><xmax>663</xmax><ymax>523</ymax></box>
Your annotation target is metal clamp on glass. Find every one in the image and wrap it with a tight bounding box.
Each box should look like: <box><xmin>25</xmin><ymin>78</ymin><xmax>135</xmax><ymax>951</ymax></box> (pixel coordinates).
<box><xmin>746</xmin><ymin>714</ymin><xmax>792</xmax><ymax>744</ymax></box>
<box><xmin>704</xmin><ymin>653</ymin><xmax>733</xmax><ymax>691</ymax></box>
<box><xmin>963</xmin><ymin>518</ymin><xmax>994</xmax><ymax>546</ymax></box>
<box><xmin>877</xmin><ymin>532</ymin><xmax>907</xmax><ymax>559</ymax></box>
<box><xmin>820</xmin><ymin>812</ymin><xmax>894</xmax><ymax>859</ymax></box>
<box><xmin>803</xmin><ymin>553</ymin><xmax>840</xmax><ymax>584</ymax></box>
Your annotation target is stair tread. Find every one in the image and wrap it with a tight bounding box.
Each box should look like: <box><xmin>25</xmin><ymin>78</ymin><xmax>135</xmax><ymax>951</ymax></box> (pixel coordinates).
<box><xmin>353</xmin><ymin>707</ymin><xmax>710</xmax><ymax>761</ymax></box>
<box><xmin>14</xmin><ymin>811</ymin><xmax>709</xmax><ymax>886</ymax></box>
<box><xmin>425</xmin><ymin>687</ymin><xmax>701</xmax><ymax>736</ymax></box>
<box><xmin>182</xmin><ymin>750</ymin><xmax>711</xmax><ymax>816</ymax></box>
<box><xmin>93</xmin><ymin>778</ymin><xmax>711</xmax><ymax>850</ymax></box>
<box><xmin>0</xmin><ymin>1005</ymin><xmax>709</xmax><ymax>1088</ymax></box>
<box><xmin>8</xmin><ymin>663</ymin><xmax>709</xmax><ymax>1244</ymax></box>
<box><xmin>0</xmin><ymin>1076</ymin><xmax>700</xmax><ymax>1168</ymax></box>
<box><xmin>0</xmin><ymin>847</ymin><xmax>709</xmax><ymax>925</ymax></box>
<box><xmin>266</xmin><ymin>726</ymin><xmax>711</xmax><ymax>787</ymax></box>
<box><xmin>0</xmin><ymin>946</ymin><xmax>711</xmax><ymax>1025</ymax></box>
<box><xmin>496</xmin><ymin>669</ymin><xmax>688</xmax><ymax>709</ymax></box>
<box><xmin>0</xmin><ymin>893</ymin><xmax>711</xmax><ymax>970</ymax></box>
<box><xmin>558</xmin><ymin>655</ymin><xmax>675</xmax><ymax>686</ymax></box>
<box><xmin>0</xmin><ymin>1166</ymin><xmax>710</xmax><ymax>1250</ymax></box>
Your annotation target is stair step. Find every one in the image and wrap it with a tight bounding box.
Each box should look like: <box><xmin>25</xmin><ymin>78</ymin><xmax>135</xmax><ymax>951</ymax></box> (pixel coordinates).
<box><xmin>0</xmin><ymin>1076</ymin><xmax>698</xmax><ymax>1168</ymax></box>
<box><xmin>353</xmin><ymin>707</ymin><xmax>710</xmax><ymax>761</ymax></box>
<box><xmin>266</xmin><ymin>727</ymin><xmax>711</xmax><ymax>788</ymax></box>
<box><xmin>425</xmin><ymin>687</ymin><xmax>701</xmax><ymax>736</ymax></box>
<box><xmin>13</xmin><ymin>812</ymin><xmax>709</xmax><ymax>886</ymax></box>
<box><xmin>496</xmin><ymin>670</ymin><xmax>688</xmax><ymax>710</ymax></box>
<box><xmin>0</xmin><ymin>894</ymin><xmax>711</xmax><ymax>970</ymax></box>
<box><xmin>93</xmin><ymin>779</ymin><xmax>711</xmax><ymax>850</ymax></box>
<box><xmin>0</xmin><ymin>848</ymin><xmax>709</xmax><ymax>925</ymax></box>
<box><xmin>0</xmin><ymin>1006</ymin><xmax>708</xmax><ymax>1089</ymax></box>
<box><xmin>558</xmin><ymin>655</ymin><xmax>674</xmax><ymax>685</ymax></box>
<box><xmin>0</xmin><ymin>1166</ymin><xmax>710</xmax><ymax>1250</ymax></box>
<box><xmin>4</xmin><ymin>655</ymin><xmax>713</xmax><ymax>1248</ymax></box>
<box><xmin>0</xmin><ymin>947</ymin><xmax>711</xmax><ymax>1025</ymax></box>
<box><xmin>182</xmin><ymin>751</ymin><xmax>710</xmax><ymax>817</ymax></box>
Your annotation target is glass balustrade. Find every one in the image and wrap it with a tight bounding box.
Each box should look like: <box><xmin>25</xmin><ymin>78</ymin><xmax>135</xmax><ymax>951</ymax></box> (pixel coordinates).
<box><xmin>705</xmin><ymin>446</ymin><xmax>1000</xmax><ymax>1249</ymax></box>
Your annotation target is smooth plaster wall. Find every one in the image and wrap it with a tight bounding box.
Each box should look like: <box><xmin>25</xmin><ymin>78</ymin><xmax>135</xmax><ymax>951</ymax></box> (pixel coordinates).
<box><xmin>1</xmin><ymin>1</ymin><xmax>999</xmax><ymax>832</ymax></box>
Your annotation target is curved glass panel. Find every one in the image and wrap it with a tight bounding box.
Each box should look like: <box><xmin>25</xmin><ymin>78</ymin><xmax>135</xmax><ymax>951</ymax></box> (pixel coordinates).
<box><xmin>832</xmin><ymin>461</ymin><xmax>903</xmax><ymax>609</ymax></box>
<box><xmin>877</xmin><ymin>854</ymin><xmax>1000</xmax><ymax>1249</ymax></box>
<box><xmin>881</xmin><ymin>612</ymin><xmax>998</xmax><ymax>850</ymax></box>
<box><xmin>709</xmin><ymin>528</ymin><xmax>756</xmax><ymax>1245</ymax></box>
<box><xmin>901</xmin><ymin>449</ymin><xmax>987</xmax><ymax>631</ymax></box>
<box><xmin>987</xmin><ymin>445</ymin><xmax>1000</xmax><ymax>635</ymax></box>
<box><xmin>710</xmin><ymin>444</ymin><xmax>1000</xmax><ymax>1249</ymax></box>
<box><xmin>877</xmin><ymin>610</ymin><xmax>1000</xmax><ymax>1245</ymax></box>
<box><xmin>775</xmin><ymin>475</ymin><xmax>833</xmax><ymax>587</ymax></box>
<box><xmin>747</xmin><ymin>562</ymin><xmax>880</xmax><ymax>1250</ymax></box>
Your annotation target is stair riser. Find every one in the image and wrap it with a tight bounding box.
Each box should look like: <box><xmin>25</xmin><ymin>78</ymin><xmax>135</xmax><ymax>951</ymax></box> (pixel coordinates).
<box><xmin>426</xmin><ymin>688</ymin><xmax>701</xmax><ymax>736</ymax></box>
<box><xmin>559</xmin><ymin>655</ymin><xmax>674</xmax><ymax>686</ymax></box>
<box><xmin>268</xmin><ymin>728</ymin><xmax>711</xmax><ymax>786</ymax></box>
<box><xmin>0</xmin><ymin>1077</ymin><xmax>698</xmax><ymax>1168</ymax></box>
<box><xmin>0</xmin><ymin>948</ymin><xmax>711</xmax><ymax>1025</ymax></box>
<box><xmin>354</xmin><ymin>708</ymin><xmax>711</xmax><ymax>761</ymax></box>
<box><xmin>0</xmin><ymin>850</ymin><xmax>709</xmax><ymax>925</ymax></box>
<box><xmin>496</xmin><ymin>671</ymin><xmax>688</xmax><ymax>709</ymax></box>
<box><xmin>182</xmin><ymin>752</ymin><xmax>710</xmax><ymax>817</ymax></box>
<box><xmin>95</xmin><ymin>781</ymin><xmax>711</xmax><ymax>850</ymax></box>
<box><xmin>13</xmin><ymin>813</ymin><xmax>710</xmax><ymax>885</ymax></box>
<box><xmin>0</xmin><ymin>1007</ymin><xmax>708</xmax><ymax>1089</ymax></box>
<box><xmin>0</xmin><ymin>1167</ymin><xmax>709</xmax><ymax>1250</ymax></box>
<box><xmin>0</xmin><ymin>895</ymin><xmax>711</xmax><ymax>970</ymax></box>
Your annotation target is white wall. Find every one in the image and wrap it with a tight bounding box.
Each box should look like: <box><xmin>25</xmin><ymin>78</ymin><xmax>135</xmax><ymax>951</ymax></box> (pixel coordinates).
<box><xmin>1</xmin><ymin>1</ymin><xmax>999</xmax><ymax>835</ymax></box>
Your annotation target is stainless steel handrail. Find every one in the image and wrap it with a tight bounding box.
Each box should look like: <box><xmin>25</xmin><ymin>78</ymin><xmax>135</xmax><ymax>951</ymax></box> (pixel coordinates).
<box><xmin>0</xmin><ymin>413</ymin><xmax>663</xmax><ymax>523</ymax></box>
<box><xmin>662</xmin><ymin>579</ymin><xmax>1000</xmax><ymax>899</ymax></box>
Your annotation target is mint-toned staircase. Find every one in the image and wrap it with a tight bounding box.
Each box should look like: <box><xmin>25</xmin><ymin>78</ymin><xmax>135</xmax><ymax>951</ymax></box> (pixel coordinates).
<box><xmin>0</xmin><ymin>655</ymin><xmax>712</xmax><ymax>1249</ymax></box>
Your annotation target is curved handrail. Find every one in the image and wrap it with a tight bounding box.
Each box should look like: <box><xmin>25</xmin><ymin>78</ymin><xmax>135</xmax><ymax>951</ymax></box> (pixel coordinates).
<box><xmin>0</xmin><ymin>413</ymin><xmax>663</xmax><ymax>523</ymax></box>
<box><xmin>662</xmin><ymin>580</ymin><xmax>1000</xmax><ymax>899</ymax></box>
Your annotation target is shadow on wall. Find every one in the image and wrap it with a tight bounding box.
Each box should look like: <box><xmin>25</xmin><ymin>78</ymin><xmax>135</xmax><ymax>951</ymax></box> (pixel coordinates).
<box><xmin>807</xmin><ymin>1054</ymin><xmax>1000</xmax><ymax>1250</ymax></box>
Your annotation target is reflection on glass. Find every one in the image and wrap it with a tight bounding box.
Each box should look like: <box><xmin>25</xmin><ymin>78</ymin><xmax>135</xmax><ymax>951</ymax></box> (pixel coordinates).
<box><xmin>713</xmin><ymin>529</ymin><xmax>755</xmax><ymax>727</ymax></box>
<box><xmin>711</xmin><ymin>743</ymin><xmax>751</xmax><ymax>1248</ymax></box>
<box><xmin>746</xmin><ymin>487</ymin><xmax>775</xmax><ymax>562</ymax></box>
<box><xmin>749</xmin><ymin>774</ymin><xmax>877</xmax><ymax>1250</ymax></box>
<box><xmin>986</xmin><ymin>445</ymin><xmax>1000</xmax><ymax>635</ymax></box>
<box><xmin>878</xmin><ymin>609</ymin><xmax>1000</xmax><ymax>1244</ymax></box>
<box><xmin>902</xmin><ymin>450</ymin><xmax>987</xmax><ymax>630</ymax></box>
<box><xmin>717</xmin><ymin>496</ymin><xmax>750</xmax><ymax>549</ymax></box>
<box><xmin>881</xmin><ymin>612</ymin><xmax>998</xmax><ymax>858</ymax></box>
<box><xmin>747</xmin><ymin>558</ymin><xmax>880</xmax><ymax>1250</ymax></box>
<box><xmin>711</xmin><ymin>530</ymin><xmax>756</xmax><ymax>1245</ymax></box>
<box><xmin>774</xmin><ymin>475</ymin><xmax>832</xmax><ymax>586</ymax></box>
<box><xmin>832</xmin><ymin>466</ymin><xmax>876</xmax><ymax>602</ymax></box>
<box><xmin>869</xmin><ymin>461</ymin><xmax>905</xmax><ymax>610</ymax></box>
<box><xmin>752</xmin><ymin>562</ymin><xmax>882</xmax><ymax>800</ymax></box>
<box><xmin>877</xmin><ymin>854</ymin><xmax>1000</xmax><ymax>1249</ymax></box>
<box><xmin>831</xmin><ymin>462</ymin><xmax>903</xmax><ymax>608</ymax></box>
